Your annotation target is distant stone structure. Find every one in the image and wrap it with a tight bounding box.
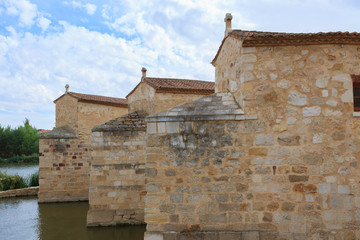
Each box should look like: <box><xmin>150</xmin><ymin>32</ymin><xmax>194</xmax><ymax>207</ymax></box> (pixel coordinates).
<box><xmin>143</xmin><ymin>14</ymin><xmax>360</xmax><ymax>239</ymax></box>
<box><xmin>126</xmin><ymin>67</ymin><xmax>215</xmax><ymax>113</ymax></box>
<box><xmin>87</xmin><ymin>72</ymin><xmax>215</xmax><ymax>226</ymax></box>
<box><xmin>38</xmin><ymin>87</ymin><xmax>128</xmax><ymax>202</ymax></box>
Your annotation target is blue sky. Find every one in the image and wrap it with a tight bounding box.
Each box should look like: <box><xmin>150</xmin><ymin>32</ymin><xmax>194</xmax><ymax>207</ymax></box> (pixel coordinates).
<box><xmin>0</xmin><ymin>0</ymin><xmax>359</xmax><ymax>129</ymax></box>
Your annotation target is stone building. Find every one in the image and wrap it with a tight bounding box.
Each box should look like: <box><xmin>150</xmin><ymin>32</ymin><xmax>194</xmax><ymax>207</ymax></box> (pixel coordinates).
<box><xmin>38</xmin><ymin>87</ymin><xmax>128</xmax><ymax>202</ymax></box>
<box><xmin>87</xmin><ymin>71</ymin><xmax>214</xmax><ymax>226</ymax></box>
<box><xmin>127</xmin><ymin>67</ymin><xmax>215</xmax><ymax>113</ymax></box>
<box><xmin>143</xmin><ymin>14</ymin><xmax>360</xmax><ymax>239</ymax></box>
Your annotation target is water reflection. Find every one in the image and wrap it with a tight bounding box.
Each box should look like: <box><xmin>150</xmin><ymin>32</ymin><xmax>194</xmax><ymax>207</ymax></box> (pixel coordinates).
<box><xmin>0</xmin><ymin>197</ymin><xmax>146</xmax><ymax>240</ymax></box>
<box><xmin>0</xmin><ymin>197</ymin><xmax>39</xmax><ymax>240</ymax></box>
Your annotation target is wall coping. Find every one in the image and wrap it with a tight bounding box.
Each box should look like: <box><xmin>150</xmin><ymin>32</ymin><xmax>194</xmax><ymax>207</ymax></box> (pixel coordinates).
<box><xmin>39</xmin><ymin>125</ymin><xmax>77</xmax><ymax>139</ymax></box>
<box><xmin>92</xmin><ymin>110</ymin><xmax>148</xmax><ymax>132</ymax></box>
<box><xmin>146</xmin><ymin>92</ymin><xmax>257</xmax><ymax>122</ymax></box>
<box><xmin>0</xmin><ymin>186</ymin><xmax>39</xmax><ymax>199</ymax></box>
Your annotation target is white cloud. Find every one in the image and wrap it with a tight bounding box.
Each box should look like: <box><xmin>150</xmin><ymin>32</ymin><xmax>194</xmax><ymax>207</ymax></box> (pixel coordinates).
<box><xmin>64</xmin><ymin>1</ymin><xmax>97</xmax><ymax>15</ymax></box>
<box><xmin>37</xmin><ymin>17</ymin><xmax>51</xmax><ymax>31</ymax></box>
<box><xmin>3</xmin><ymin>0</ymin><xmax>38</xmax><ymax>27</ymax></box>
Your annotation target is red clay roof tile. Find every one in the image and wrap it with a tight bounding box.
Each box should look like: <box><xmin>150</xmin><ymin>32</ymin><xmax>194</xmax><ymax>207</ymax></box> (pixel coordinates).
<box><xmin>126</xmin><ymin>78</ymin><xmax>214</xmax><ymax>98</ymax></box>
<box><xmin>54</xmin><ymin>92</ymin><xmax>128</xmax><ymax>107</ymax></box>
<box><xmin>212</xmin><ymin>30</ymin><xmax>360</xmax><ymax>65</ymax></box>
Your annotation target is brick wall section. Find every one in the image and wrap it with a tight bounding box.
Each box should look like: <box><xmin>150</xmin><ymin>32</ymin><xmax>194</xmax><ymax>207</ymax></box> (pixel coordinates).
<box><xmin>87</xmin><ymin>111</ymin><xmax>147</xmax><ymax>226</ymax></box>
<box><xmin>38</xmin><ymin>126</ymin><xmax>90</xmax><ymax>202</ymax></box>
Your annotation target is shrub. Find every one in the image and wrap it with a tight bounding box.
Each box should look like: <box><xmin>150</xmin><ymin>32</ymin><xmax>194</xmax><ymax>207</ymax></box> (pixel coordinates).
<box><xmin>0</xmin><ymin>171</ymin><xmax>27</xmax><ymax>191</ymax></box>
<box><xmin>27</xmin><ymin>171</ymin><xmax>39</xmax><ymax>187</ymax></box>
<box><xmin>6</xmin><ymin>154</ymin><xmax>39</xmax><ymax>164</ymax></box>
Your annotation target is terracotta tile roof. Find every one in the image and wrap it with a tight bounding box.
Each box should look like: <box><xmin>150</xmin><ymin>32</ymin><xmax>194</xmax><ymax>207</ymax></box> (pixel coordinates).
<box><xmin>212</xmin><ymin>30</ymin><xmax>360</xmax><ymax>65</ymax></box>
<box><xmin>351</xmin><ymin>74</ymin><xmax>360</xmax><ymax>83</ymax></box>
<box><xmin>54</xmin><ymin>92</ymin><xmax>128</xmax><ymax>107</ymax></box>
<box><xmin>126</xmin><ymin>78</ymin><xmax>215</xmax><ymax>98</ymax></box>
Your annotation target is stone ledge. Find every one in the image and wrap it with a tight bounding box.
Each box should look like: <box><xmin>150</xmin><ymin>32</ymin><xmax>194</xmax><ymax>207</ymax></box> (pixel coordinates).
<box><xmin>146</xmin><ymin>92</ymin><xmax>257</xmax><ymax>122</ymax></box>
<box><xmin>0</xmin><ymin>186</ymin><xmax>39</xmax><ymax>199</ymax></box>
<box><xmin>38</xmin><ymin>195</ymin><xmax>88</xmax><ymax>203</ymax></box>
<box><xmin>147</xmin><ymin>114</ymin><xmax>258</xmax><ymax>122</ymax></box>
<box><xmin>93</xmin><ymin>110</ymin><xmax>148</xmax><ymax>132</ymax></box>
<box><xmin>145</xmin><ymin>231</ymin><xmax>306</xmax><ymax>240</ymax></box>
<box><xmin>39</xmin><ymin>125</ymin><xmax>77</xmax><ymax>139</ymax></box>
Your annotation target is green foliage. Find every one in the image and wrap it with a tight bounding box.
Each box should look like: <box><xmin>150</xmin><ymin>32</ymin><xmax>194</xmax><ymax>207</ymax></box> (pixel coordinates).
<box><xmin>27</xmin><ymin>171</ymin><xmax>39</xmax><ymax>187</ymax></box>
<box><xmin>0</xmin><ymin>171</ymin><xmax>28</xmax><ymax>191</ymax></box>
<box><xmin>7</xmin><ymin>153</ymin><xmax>39</xmax><ymax>164</ymax></box>
<box><xmin>0</xmin><ymin>119</ymin><xmax>39</xmax><ymax>160</ymax></box>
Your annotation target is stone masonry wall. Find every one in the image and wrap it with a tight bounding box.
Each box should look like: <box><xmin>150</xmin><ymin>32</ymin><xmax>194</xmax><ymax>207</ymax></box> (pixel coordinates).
<box><xmin>143</xmin><ymin>43</ymin><xmax>360</xmax><ymax>239</ymax></box>
<box><xmin>127</xmin><ymin>81</ymin><xmax>212</xmax><ymax>114</ymax></box>
<box><xmin>77</xmin><ymin>101</ymin><xmax>128</xmax><ymax>142</ymax></box>
<box><xmin>39</xmin><ymin>128</ymin><xmax>90</xmax><ymax>202</ymax></box>
<box><xmin>145</xmin><ymin>115</ymin><xmax>360</xmax><ymax>239</ymax></box>
<box><xmin>87</xmin><ymin>111</ymin><xmax>147</xmax><ymax>226</ymax></box>
<box><xmin>55</xmin><ymin>94</ymin><xmax>78</xmax><ymax>131</ymax></box>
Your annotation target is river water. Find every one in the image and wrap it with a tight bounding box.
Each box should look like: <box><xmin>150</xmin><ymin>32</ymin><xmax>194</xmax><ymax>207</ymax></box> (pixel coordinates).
<box><xmin>0</xmin><ymin>163</ymin><xmax>39</xmax><ymax>178</ymax></box>
<box><xmin>0</xmin><ymin>164</ymin><xmax>146</xmax><ymax>240</ymax></box>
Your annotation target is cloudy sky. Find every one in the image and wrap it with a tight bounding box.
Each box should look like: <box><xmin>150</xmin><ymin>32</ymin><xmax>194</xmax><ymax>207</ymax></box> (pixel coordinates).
<box><xmin>0</xmin><ymin>0</ymin><xmax>359</xmax><ymax>129</ymax></box>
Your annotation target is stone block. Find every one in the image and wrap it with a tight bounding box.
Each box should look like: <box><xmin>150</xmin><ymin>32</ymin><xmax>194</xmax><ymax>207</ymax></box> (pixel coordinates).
<box><xmin>329</xmin><ymin>195</ymin><xmax>343</xmax><ymax>209</ymax></box>
<box><xmin>289</xmin><ymin>175</ymin><xmax>309</xmax><ymax>182</ymax></box>
<box><xmin>249</xmin><ymin>148</ymin><xmax>268</xmax><ymax>156</ymax></box>
<box><xmin>302</xmin><ymin>107</ymin><xmax>321</xmax><ymax>117</ymax></box>
<box><xmin>147</xmin><ymin>123</ymin><xmax>157</xmax><ymax>134</ymax></box>
<box><xmin>166</xmin><ymin>122</ymin><xmax>179</xmax><ymax>134</ymax></box>
<box><xmin>277</xmin><ymin>136</ymin><xmax>300</xmax><ymax>146</ymax></box>
<box><xmin>288</xmin><ymin>91</ymin><xmax>307</xmax><ymax>106</ymax></box>
<box><xmin>255</xmin><ymin>134</ymin><xmax>274</xmax><ymax>146</ymax></box>
<box><xmin>144</xmin><ymin>232</ymin><xmax>163</xmax><ymax>240</ymax></box>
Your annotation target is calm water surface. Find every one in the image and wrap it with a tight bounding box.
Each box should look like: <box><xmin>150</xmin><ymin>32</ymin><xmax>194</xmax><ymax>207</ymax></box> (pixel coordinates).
<box><xmin>0</xmin><ymin>165</ymin><xmax>146</xmax><ymax>240</ymax></box>
<box><xmin>0</xmin><ymin>197</ymin><xmax>146</xmax><ymax>240</ymax></box>
<box><xmin>0</xmin><ymin>164</ymin><xmax>39</xmax><ymax>178</ymax></box>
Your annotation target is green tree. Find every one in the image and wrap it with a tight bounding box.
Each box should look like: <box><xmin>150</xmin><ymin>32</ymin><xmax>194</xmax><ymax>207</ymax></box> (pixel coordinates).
<box><xmin>0</xmin><ymin>119</ymin><xmax>39</xmax><ymax>159</ymax></box>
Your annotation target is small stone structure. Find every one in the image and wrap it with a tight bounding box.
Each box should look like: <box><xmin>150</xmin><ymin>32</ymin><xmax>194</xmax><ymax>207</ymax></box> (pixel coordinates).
<box><xmin>38</xmin><ymin>89</ymin><xmax>128</xmax><ymax>202</ymax></box>
<box><xmin>87</xmin><ymin>72</ymin><xmax>215</xmax><ymax>226</ymax></box>
<box><xmin>143</xmin><ymin>14</ymin><xmax>360</xmax><ymax>239</ymax></box>
<box><xmin>127</xmin><ymin>67</ymin><xmax>215</xmax><ymax>113</ymax></box>
<box><xmin>87</xmin><ymin>111</ymin><xmax>147</xmax><ymax>226</ymax></box>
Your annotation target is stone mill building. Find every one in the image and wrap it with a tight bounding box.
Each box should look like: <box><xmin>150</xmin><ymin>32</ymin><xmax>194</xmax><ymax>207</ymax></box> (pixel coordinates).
<box><xmin>39</xmin><ymin>13</ymin><xmax>360</xmax><ymax>240</ymax></box>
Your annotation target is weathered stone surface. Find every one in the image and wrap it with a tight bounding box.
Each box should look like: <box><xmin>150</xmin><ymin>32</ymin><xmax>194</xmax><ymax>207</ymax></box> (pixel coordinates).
<box><xmin>289</xmin><ymin>175</ymin><xmax>309</xmax><ymax>182</ymax></box>
<box><xmin>256</xmin><ymin>91</ymin><xmax>278</xmax><ymax>106</ymax></box>
<box><xmin>277</xmin><ymin>136</ymin><xmax>300</xmax><ymax>146</ymax></box>
<box><xmin>302</xmin><ymin>106</ymin><xmax>321</xmax><ymax>117</ymax></box>
<box><xmin>288</xmin><ymin>91</ymin><xmax>307</xmax><ymax>106</ymax></box>
<box><xmin>249</xmin><ymin>148</ymin><xmax>268</xmax><ymax>156</ymax></box>
<box><xmin>303</xmin><ymin>153</ymin><xmax>323</xmax><ymax>165</ymax></box>
<box><xmin>255</xmin><ymin>134</ymin><xmax>274</xmax><ymax>146</ymax></box>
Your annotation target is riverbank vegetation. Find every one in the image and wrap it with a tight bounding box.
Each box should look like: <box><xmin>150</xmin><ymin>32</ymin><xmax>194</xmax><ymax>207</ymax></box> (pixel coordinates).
<box><xmin>0</xmin><ymin>170</ymin><xmax>39</xmax><ymax>191</ymax></box>
<box><xmin>0</xmin><ymin>119</ymin><xmax>39</xmax><ymax>164</ymax></box>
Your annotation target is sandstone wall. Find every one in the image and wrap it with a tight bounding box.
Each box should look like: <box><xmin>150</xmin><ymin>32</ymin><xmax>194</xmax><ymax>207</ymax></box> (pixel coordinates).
<box><xmin>39</xmin><ymin>128</ymin><xmax>90</xmax><ymax>202</ymax></box>
<box><xmin>77</xmin><ymin>101</ymin><xmax>128</xmax><ymax>142</ymax></box>
<box><xmin>128</xmin><ymin>81</ymin><xmax>211</xmax><ymax>114</ymax></box>
<box><xmin>127</xmin><ymin>82</ymin><xmax>156</xmax><ymax>113</ymax></box>
<box><xmin>55</xmin><ymin>94</ymin><xmax>78</xmax><ymax>131</ymax></box>
<box><xmin>153</xmin><ymin>92</ymin><xmax>213</xmax><ymax>113</ymax></box>
<box><xmin>144</xmin><ymin>43</ymin><xmax>360</xmax><ymax>239</ymax></box>
<box><xmin>87</xmin><ymin>112</ymin><xmax>147</xmax><ymax>226</ymax></box>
